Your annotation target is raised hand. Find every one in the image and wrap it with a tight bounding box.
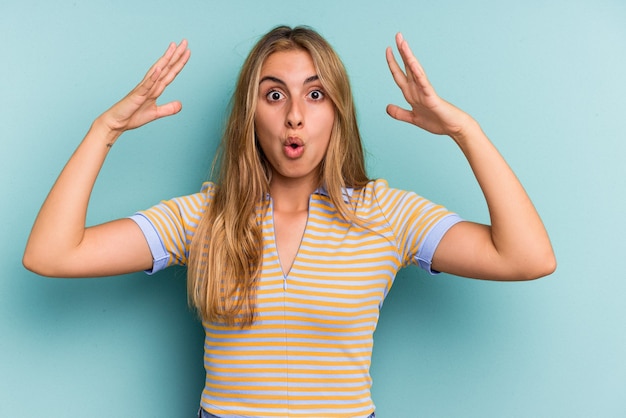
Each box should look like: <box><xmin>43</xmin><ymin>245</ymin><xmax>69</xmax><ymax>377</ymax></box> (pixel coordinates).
<box><xmin>23</xmin><ymin>40</ymin><xmax>191</xmax><ymax>277</ymax></box>
<box><xmin>384</xmin><ymin>33</ymin><xmax>556</xmax><ymax>281</ymax></box>
<box><xmin>101</xmin><ymin>40</ymin><xmax>191</xmax><ymax>134</ymax></box>
<box><xmin>385</xmin><ymin>33</ymin><xmax>473</xmax><ymax>139</ymax></box>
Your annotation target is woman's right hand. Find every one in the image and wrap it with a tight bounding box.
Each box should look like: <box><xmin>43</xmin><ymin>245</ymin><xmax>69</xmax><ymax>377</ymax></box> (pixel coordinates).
<box><xmin>23</xmin><ymin>40</ymin><xmax>191</xmax><ymax>278</ymax></box>
<box><xmin>100</xmin><ymin>40</ymin><xmax>191</xmax><ymax>136</ymax></box>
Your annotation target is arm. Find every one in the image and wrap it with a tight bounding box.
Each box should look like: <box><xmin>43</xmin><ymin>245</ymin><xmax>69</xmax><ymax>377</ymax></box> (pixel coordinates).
<box><xmin>386</xmin><ymin>33</ymin><xmax>555</xmax><ymax>281</ymax></box>
<box><xmin>23</xmin><ymin>40</ymin><xmax>191</xmax><ymax>278</ymax></box>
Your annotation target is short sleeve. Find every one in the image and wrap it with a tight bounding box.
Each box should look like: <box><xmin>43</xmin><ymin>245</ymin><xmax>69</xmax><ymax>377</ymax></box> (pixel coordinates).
<box><xmin>371</xmin><ymin>180</ymin><xmax>463</xmax><ymax>275</ymax></box>
<box><xmin>414</xmin><ymin>212</ymin><xmax>463</xmax><ymax>274</ymax></box>
<box><xmin>128</xmin><ymin>182</ymin><xmax>214</xmax><ymax>274</ymax></box>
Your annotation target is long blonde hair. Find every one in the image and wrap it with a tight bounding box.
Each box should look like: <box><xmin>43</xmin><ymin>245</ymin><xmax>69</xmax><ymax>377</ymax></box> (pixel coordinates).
<box><xmin>188</xmin><ymin>26</ymin><xmax>369</xmax><ymax>327</ymax></box>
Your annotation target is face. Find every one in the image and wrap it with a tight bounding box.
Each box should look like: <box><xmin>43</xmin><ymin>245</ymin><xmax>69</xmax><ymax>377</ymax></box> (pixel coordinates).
<box><xmin>254</xmin><ymin>49</ymin><xmax>335</xmax><ymax>190</ymax></box>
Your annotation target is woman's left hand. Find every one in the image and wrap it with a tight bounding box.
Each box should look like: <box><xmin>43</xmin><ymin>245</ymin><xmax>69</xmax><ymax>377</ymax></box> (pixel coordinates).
<box><xmin>385</xmin><ymin>33</ymin><xmax>556</xmax><ymax>282</ymax></box>
<box><xmin>385</xmin><ymin>33</ymin><xmax>473</xmax><ymax>138</ymax></box>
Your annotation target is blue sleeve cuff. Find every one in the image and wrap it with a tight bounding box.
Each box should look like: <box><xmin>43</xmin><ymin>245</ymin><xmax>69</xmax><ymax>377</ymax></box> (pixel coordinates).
<box><xmin>128</xmin><ymin>213</ymin><xmax>170</xmax><ymax>275</ymax></box>
<box><xmin>416</xmin><ymin>214</ymin><xmax>464</xmax><ymax>275</ymax></box>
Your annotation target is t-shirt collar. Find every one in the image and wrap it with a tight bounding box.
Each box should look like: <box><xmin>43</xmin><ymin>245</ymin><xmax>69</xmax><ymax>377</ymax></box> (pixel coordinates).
<box><xmin>264</xmin><ymin>185</ymin><xmax>354</xmax><ymax>204</ymax></box>
<box><xmin>313</xmin><ymin>184</ymin><xmax>354</xmax><ymax>204</ymax></box>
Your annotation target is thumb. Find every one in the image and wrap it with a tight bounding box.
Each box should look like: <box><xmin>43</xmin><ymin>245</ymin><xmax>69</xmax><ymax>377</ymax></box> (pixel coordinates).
<box><xmin>154</xmin><ymin>100</ymin><xmax>183</xmax><ymax>120</ymax></box>
<box><xmin>386</xmin><ymin>104</ymin><xmax>412</xmax><ymax>124</ymax></box>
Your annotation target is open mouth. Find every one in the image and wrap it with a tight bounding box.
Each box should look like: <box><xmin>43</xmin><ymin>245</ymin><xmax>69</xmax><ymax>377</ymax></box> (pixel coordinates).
<box><xmin>285</xmin><ymin>136</ymin><xmax>304</xmax><ymax>147</ymax></box>
<box><xmin>283</xmin><ymin>138</ymin><xmax>305</xmax><ymax>158</ymax></box>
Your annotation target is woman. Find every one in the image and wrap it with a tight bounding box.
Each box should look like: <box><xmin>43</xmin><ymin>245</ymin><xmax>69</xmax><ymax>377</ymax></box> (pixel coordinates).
<box><xmin>23</xmin><ymin>26</ymin><xmax>555</xmax><ymax>418</ymax></box>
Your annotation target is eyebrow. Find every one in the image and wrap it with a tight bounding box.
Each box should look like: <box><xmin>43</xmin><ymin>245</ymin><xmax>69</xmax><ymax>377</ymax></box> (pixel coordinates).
<box><xmin>259</xmin><ymin>75</ymin><xmax>320</xmax><ymax>86</ymax></box>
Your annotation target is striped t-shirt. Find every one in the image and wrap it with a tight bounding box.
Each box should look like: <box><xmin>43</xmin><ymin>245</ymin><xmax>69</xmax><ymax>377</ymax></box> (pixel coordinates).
<box><xmin>130</xmin><ymin>179</ymin><xmax>462</xmax><ymax>418</ymax></box>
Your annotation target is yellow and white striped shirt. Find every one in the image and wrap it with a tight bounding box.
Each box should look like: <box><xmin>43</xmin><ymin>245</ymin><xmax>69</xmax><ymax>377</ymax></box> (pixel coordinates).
<box><xmin>130</xmin><ymin>179</ymin><xmax>461</xmax><ymax>418</ymax></box>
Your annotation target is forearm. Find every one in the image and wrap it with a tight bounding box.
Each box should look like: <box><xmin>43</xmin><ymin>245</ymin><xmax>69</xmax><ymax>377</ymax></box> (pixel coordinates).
<box><xmin>23</xmin><ymin>118</ymin><xmax>122</xmax><ymax>273</ymax></box>
<box><xmin>386</xmin><ymin>33</ymin><xmax>555</xmax><ymax>280</ymax></box>
<box><xmin>23</xmin><ymin>40</ymin><xmax>189</xmax><ymax>277</ymax></box>
<box><xmin>451</xmin><ymin>120</ymin><xmax>556</xmax><ymax>279</ymax></box>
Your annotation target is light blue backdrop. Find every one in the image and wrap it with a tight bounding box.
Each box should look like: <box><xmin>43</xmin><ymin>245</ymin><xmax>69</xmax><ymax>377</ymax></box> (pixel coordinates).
<box><xmin>2</xmin><ymin>0</ymin><xmax>625</xmax><ymax>417</ymax></box>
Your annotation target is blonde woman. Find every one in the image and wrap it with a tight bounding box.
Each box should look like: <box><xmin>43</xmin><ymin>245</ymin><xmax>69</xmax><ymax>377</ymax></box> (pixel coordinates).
<box><xmin>24</xmin><ymin>26</ymin><xmax>555</xmax><ymax>418</ymax></box>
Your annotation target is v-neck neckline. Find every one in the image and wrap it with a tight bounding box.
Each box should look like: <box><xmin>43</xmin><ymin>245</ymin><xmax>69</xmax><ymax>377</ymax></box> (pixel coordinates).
<box><xmin>269</xmin><ymin>195</ymin><xmax>312</xmax><ymax>279</ymax></box>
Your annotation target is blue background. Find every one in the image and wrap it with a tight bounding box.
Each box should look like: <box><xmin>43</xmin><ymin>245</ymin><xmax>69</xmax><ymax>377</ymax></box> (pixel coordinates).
<box><xmin>2</xmin><ymin>1</ymin><xmax>625</xmax><ymax>417</ymax></box>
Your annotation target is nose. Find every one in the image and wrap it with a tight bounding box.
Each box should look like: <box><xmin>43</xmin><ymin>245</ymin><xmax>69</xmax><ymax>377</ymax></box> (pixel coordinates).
<box><xmin>286</xmin><ymin>98</ymin><xmax>304</xmax><ymax>128</ymax></box>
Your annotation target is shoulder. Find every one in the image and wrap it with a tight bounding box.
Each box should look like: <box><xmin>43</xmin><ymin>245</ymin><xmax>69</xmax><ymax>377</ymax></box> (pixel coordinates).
<box><xmin>143</xmin><ymin>182</ymin><xmax>217</xmax><ymax>220</ymax></box>
<box><xmin>354</xmin><ymin>179</ymin><xmax>454</xmax><ymax>224</ymax></box>
<box><xmin>175</xmin><ymin>181</ymin><xmax>216</xmax><ymax>205</ymax></box>
<box><xmin>354</xmin><ymin>179</ymin><xmax>415</xmax><ymax>210</ymax></box>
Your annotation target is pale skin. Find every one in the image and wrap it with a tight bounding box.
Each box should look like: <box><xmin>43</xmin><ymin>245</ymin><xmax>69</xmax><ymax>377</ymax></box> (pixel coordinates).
<box><xmin>255</xmin><ymin>50</ymin><xmax>335</xmax><ymax>275</ymax></box>
<box><xmin>386</xmin><ymin>33</ymin><xmax>556</xmax><ymax>280</ymax></box>
<box><xmin>23</xmin><ymin>34</ymin><xmax>556</xmax><ymax>282</ymax></box>
<box><xmin>23</xmin><ymin>41</ymin><xmax>191</xmax><ymax>277</ymax></box>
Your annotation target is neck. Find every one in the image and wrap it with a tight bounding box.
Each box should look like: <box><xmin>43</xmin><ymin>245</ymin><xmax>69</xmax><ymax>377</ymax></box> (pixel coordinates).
<box><xmin>269</xmin><ymin>176</ymin><xmax>319</xmax><ymax>213</ymax></box>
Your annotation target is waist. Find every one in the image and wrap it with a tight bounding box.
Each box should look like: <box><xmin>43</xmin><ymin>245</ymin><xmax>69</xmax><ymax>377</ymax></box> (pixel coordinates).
<box><xmin>199</xmin><ymin>408</ymin><xmax>375</xmax><ymax>418</ymax></box>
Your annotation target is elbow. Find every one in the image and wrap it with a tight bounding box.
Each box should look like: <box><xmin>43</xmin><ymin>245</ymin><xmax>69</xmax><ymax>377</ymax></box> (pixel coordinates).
<box><xmin>514</xmin><ymin>249</ymin><xmax>557</xmax><ymax>281</ymax></box>
<box><xmin>540</xmin><ymin>251</ymin><xmax>558</xmax><ymax>278</ymax></box>
<box><xmin>22</xmin><ymin>246</ymin><xmax>59</xmax><ymax>277</ymax></box>
<box><xmin>531</xmin><ymin>244</ymin><xmax>557</xmax><ymax>280</ymax></box>
<box><xmin>523</xmin><ymin>261</ymin><xmax>556</xmax><ymax>281</ymax></box>
<box><xmin>22</xmin><ymin>249</ymin><xmax>46</xmax><ymax>276</ymax></box>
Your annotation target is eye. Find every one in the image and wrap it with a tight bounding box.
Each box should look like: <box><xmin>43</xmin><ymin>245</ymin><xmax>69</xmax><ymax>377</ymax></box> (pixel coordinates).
<box><xmin>266</xmin><ymin>90</ymin><xmax>284</xmax><ymax>102</ymax></box>
<box><xmin>307</xmin><ymin>89</ymin><xmax>325</xmax><ymax>101</ymax></box>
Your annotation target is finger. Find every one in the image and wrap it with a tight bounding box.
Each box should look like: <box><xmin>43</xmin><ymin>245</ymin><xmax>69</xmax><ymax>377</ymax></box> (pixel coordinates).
<box><xmin>385</xmin><ymin>46</ymin><xmax>408</xmax><ymax>91</ymax></box>
<box><xmin>157</xmin><ymin>40</ymin><xmax>189</xmax><ymax>79</ymax></box>
<box><xmin>148</xmin><ymin>42</ymin><xmax>179</xmax><ymax>82</ymax></box>
<box><xmin>385</xmin><ymin>103</ymin><xmax>414</xmax><ymax>124</ymax></box>
<box><xmin>132</xmin><ymin>42</ymin><xmax>178</xmax><ymax>98</ymax></box>
<box><xmin>153</xmin><ymin>100</ymin><xmax>183</xmax><ymax>120</ymax></box>
<box><xmin>158</xmin><ymin>41</ymin><xmax>191</xmax><ymax>88</ymax></box>
<box><xmin>396</xmin><ymin>34</ymin><xmax>432</xmax><ymax>94</ymax></box>
<box><xmin>132</xmin><ymin>41</ymin><xmax>189</xmax><ymax>105</ymax></box>
<box><xmin>153</xmin><ymin>41</ymin><xmax>179</xmax><ymax>75</ymax></box>
<box><xmin>131</xmin><ymin>68</ymin><xmax>161</xmax><ymax>101</ymax></box>
<box><xmin>396</xmin><ymin>33</ymin><xmax>425</xmax><ymax>76</ymax></box>
<box><xmin>395</xmin><ymin>33</ymin><xmax>421</xmax><ymax>87</ymax></box>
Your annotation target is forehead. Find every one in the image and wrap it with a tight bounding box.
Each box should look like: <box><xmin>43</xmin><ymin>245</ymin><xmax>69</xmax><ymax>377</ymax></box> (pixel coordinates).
<box><xmin>260</xmin><ymin>49</ymin><xmax>317</xmax><ymax>79</ymax></box>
